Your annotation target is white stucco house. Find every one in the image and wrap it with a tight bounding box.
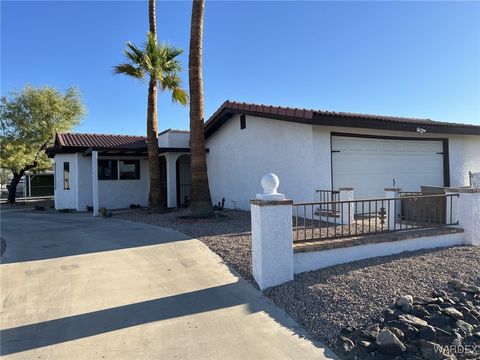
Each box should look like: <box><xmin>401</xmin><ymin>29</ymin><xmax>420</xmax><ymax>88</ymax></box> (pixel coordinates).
<box><xmin>47</xmin><ymin>101</ymin><xmax>480</xmax><ymax>212</ymax></box>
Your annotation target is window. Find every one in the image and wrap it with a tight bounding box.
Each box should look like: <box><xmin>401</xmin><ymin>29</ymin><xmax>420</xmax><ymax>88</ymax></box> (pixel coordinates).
<box><xmin>98</xmin><ymin>160</ymin><xmax>118</xmax><ymax>180</ymax></box>
<box><xmin>240</xmin><ymin>114</ymin><xmax>246</xmax><ymax>130</ymax></box>
<box><xmin>119</xmin><ymin>160</ymin><xmax>140</xmax><ymax>180</ymax></box>
<box><xmin>63</xmin><ymin>162</ymin><xmax>70</xmax><ymax>190</ymax></box>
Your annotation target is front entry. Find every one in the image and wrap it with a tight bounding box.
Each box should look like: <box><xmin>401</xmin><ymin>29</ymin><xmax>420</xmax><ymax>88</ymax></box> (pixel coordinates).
<box><xmin>176</xmin><ymin>155</ymin><xmax>191</xmax><ymax>207</ymax></box>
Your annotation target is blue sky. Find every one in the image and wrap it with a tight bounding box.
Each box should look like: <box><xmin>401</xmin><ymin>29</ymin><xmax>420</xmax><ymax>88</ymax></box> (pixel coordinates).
<box><xmin>2</xmin><ymin>1</ymin><xmax>479</xmax><ymax>135</ymax></box>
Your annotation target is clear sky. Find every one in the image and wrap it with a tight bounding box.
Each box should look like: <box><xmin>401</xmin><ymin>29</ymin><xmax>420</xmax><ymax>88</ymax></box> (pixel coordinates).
<box><xmin>1</xmin><ymin>1</ymin><xmax>479</xmax><ymax>135</ymax></box>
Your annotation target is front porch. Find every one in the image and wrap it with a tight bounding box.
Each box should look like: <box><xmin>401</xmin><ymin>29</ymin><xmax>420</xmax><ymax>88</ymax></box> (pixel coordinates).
<box><xmin>88</xmin><ymin>148</ymin><xmax>191</xmax><ymax>216</ymax></box>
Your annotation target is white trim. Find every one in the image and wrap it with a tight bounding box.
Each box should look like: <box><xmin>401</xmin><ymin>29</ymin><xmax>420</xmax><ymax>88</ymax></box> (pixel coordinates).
<box><xmin>92</xmin><ymin>150</ymin><xmax>99</xmax><ymax>216</ymax></box>
<box><xmin>293</xmin><ymin>232</ymin><xmax>466</xmax><ymax>274</ymax></box>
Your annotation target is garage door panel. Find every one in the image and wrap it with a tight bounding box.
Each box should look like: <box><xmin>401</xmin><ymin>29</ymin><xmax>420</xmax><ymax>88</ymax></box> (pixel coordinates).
<box><xmin>332</xmin><ymin>136</ymin><xmax>444</xmax><ymax>199</ymax></box>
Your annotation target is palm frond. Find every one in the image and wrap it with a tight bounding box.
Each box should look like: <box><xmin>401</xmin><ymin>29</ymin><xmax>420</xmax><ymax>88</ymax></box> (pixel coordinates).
<box><xmin>114</xmin><ymin>32</ymin><xmax>185</xmax><ymax>102</ymax></box>
<box><xmin>171</xmin><ymin>88</ymin><xmax>188</xmax><ymax>105</ymax></box>
<box><xmin>113</xmin><ymin>64</ymin><xmax>144</xmax><ymax>79</ymax></box>
<box><xmin>125</xmin><ymin>42</ymin><xmax>145</xmax><ymax>65</ymax></box>
<box><xmin>160</xmin><ymin>74</ymin><xmax>181</xmax><ymax>91</ymax></box>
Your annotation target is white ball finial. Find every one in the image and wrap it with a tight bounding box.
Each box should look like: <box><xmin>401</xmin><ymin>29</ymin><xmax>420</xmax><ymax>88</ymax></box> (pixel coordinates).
<box><xmin>256</xmin><ymin>173</ymin><xmax>285</xmax><ymax>200</ymax></box>
<box><xmin>261</xmin><ymin>173</ymin><xmax>279</xmax><ymax>194</ymax></box>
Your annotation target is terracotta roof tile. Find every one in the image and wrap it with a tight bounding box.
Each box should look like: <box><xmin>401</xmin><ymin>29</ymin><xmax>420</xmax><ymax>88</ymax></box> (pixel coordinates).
<box><xmin>57</xmin><ymin>133</ymin><xmax>147</xmax><ymax>149</ymax></box>
<box><xmin>205</xmin><ymin>100</ymin><xmax>479</xmax><ymax>136</ymax></box>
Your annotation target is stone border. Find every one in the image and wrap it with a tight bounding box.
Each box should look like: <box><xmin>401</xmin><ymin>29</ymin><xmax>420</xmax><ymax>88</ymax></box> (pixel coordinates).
<box><xmin>250</xmin><ymin>199</ymin><xmax>293</xmax><ymax>206</ymax></box>
<box><xmin>294</xmin><ymin>227</ymin><xmax>465</xmax><ymax>253</ymax></box>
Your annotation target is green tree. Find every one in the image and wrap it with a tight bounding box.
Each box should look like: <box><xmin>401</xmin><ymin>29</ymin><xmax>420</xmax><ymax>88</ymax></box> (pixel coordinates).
<box><xmin>0</xmin><ymin>86</ymin><xmax>84</xmax><ymax>203</ymax></box>
<box><xmin>114</xmin><ymin>14</ymin><xmax>188</xmax><ymax>210</ymax></box>
<box><xmin>188</xmin><ymin>0</ymin><xmax>214</xmax><ymax>218</ymax></box>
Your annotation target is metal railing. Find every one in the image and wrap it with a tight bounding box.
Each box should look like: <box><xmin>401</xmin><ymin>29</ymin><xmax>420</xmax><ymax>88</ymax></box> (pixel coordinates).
<box><xmin>293</xmin><ymin>193</ymin><xmax>459</xmax><ymax>243</ymax></box>
<box><xmin>315</xmin><ymin>189</ymin><xmax>340</xmax><ymax>214</ymax></box>
<box><xmin>470</xmin><ymin>171</ymin><xmax>480</xmax><ymax>189</ymax></box>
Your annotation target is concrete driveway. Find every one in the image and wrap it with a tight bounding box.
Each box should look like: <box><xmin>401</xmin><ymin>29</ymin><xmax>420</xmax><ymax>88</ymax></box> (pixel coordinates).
<box><xmin>0</xmin><ymin>210</ymin><xmax>335</xmax><ymax>359</ymax></box>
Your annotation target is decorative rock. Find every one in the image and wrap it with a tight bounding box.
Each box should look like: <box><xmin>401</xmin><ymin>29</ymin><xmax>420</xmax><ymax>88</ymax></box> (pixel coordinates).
<box><xmin>427</xmin><ymin>315</ymin><xmax>453</xmax><ymax>328</ymax></box>
<box><xmin>388</xmin><ymin>326</ymin><xmax>405</xmax><ymax>341</ymax></box>
<box><xmin>411</xmin><ymin>305</ymin><xmax>430</xmax><ymax>319</ymax></box>
<box><xmin>452</xmin><ymin>291</ymin><xmax>469</xmax><ymax>302</ymax></box>
<box><xmin>464</xmin><ymin>285</ymin><xmax>480</xmax><ymax>295</ymax></box>
<box><xmin>455</xmin><ymin>319</ymin><xmax>474</xmax><ymax>335</ymax></box>
<box><xmin>419</xmin><ymin>325</ymin><xmax>437</xmax><ymax>341</ymax></box>
<box><xmin>451</xmin><ymin>337</ymin><xmax>462</xmax><ymax>347</ymax></box>
<box><xmin>449</xmin><ymin>279</ymin><xmax>467</xmax><ymax>291</ymax></box>
<box><xmin>463</xmin><ymin>312</ymin><xmax>480</xmax><ymax>326</ymax></box>
<box><xmin>339</xmin><ymin>336</ymin><xmax>355</xmax><ymax>353</ymax></box>
<box><xmin>398</xmin><ymin>314</ymin><xmax>428</xmax><ymax>328</ymax></box>
<box><xmin>376</xmin><ymin>329</ymin><xmax>406</xmax><ymax>356</ymax></box>
<box><xmin>397</xmin><ymin>295</ymin><xmax>413</xmax><ymax>308</ymax></box>
<box><xmin>359</xmin><ymin>340</ymin><xmax>376</xmax><ymax>352</ymax></box>
<box><xmin>443</xmin><ymin>307</ymin><xmax>464</xmax><ymax>319</ymax></box>
<box><xmin>388</xmin><ymin>321</ymin><xmax>419</xmax><ymax>341</ymax></box>
<box><xmin>414</xmin><ymin>296</ymin><xmax>436</xmax><ymax>305</ymax></box>
<box><xmin>359</xmin><ymin>323</ymin><xmax>379</xmax><ymax>341</ymax></box>
<box><xmin>400</xmin><ymin>303</ymin><xmax>413</xmax><ymax>314</ymax></box>
<box><xmin>418</xmin><ymin>340</ymin><xmax>447</xmax><ymax>360</ymax></box>
<box><xmin>432</xmin><ymin>289</ymin><xmax>448</xmax><ymax>298</ymax></box>
<box><xmin>335</xmin><ymin>281</ymin><xmax>480</xmax><ymax>360</ymax></box>
<box><xmin>425</xmin><ymin>303</ymin><xmax>442</xmax><ymax>314</ymax></box>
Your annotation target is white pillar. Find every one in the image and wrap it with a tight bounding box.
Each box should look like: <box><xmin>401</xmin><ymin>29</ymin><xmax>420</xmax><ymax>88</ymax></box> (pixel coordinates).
<box><xmin>385</xmin><ymin>188</ymin><xmax>401</xmax><ymax>231</ymax></box>
<box><xmin>339</xmin><ymin>187</ymin><xmax>354</xmax><ymax>225</ymax></box>
<box><xmin>166</xmin><ymin>153</ymin><xmax>178</xmax><ymax>208</ymax></box>
<box><xmin>92</xmin><ymin>150</ymin><xmax>99</xmax><ymax>217</ymax></box>
<box><xmin>251</xmin><ymin>174</ymin><xmax>294</xmax><ymax>290</ymax></box>
<box><xmin>449</xmin><ymin>188</ymin><xmax>480</xmax><ymax>246</ymax></box>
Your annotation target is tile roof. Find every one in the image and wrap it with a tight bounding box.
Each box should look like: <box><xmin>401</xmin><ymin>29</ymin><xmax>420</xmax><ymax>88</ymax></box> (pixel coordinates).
<box><xmin>205</xmin><ymin>101</ymin><xmax>480</xmax><ymax>136</ymax></box>
<box><xmin>56</xmin><ymin>133</ymin><xmax>147</xmax><ymax>149</ymax></box>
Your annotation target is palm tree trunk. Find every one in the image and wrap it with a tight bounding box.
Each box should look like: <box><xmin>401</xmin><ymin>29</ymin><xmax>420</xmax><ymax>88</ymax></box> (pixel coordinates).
<box><xmin>149</xmin><ymin>0</ymin><xmax>156</xmax><ymax>37</ymax></box>
<box><xmin>146</xmin><ymin>0</ymin><xmax>164</xmax><ymax>210</ymax></box>
<box><xmin>147</xmin><ymin>76</ymin><xmax>163</xmax><ymax>210</ymax></box>
<box><xmin>188</xmin><ymin>0</ymin><xmax>213</xmax><ymax>218</ymax></box>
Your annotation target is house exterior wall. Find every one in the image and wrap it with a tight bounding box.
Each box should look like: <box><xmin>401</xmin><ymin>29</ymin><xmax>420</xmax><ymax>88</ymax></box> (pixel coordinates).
<box><xmin>54</xmin><ymin>153</ymin><xmax>78</xmax><ymax>210</ymax></box>
<box><xmin>159</xmin><ymin>131</ymin><xmax>190</xmax><ymax>148</ymax></box>
<box><xmin>206</xmin><ymin>114</ymin><xmax>316</xmax><ymax>210</ymax></box>
<box><xmin>97</xmin><ymin>156</ymin><xmax>150</xmax><ymax>210</ymax></box>
<box><xmin>54</xmin><ymin>154</ymin><xmax>149</xmax><ymax>211</ymax></box>
<box><xmin>206</xmin><ymin>115</ymin><xmax>480</xmax><ymax>208</ymax></box>
<box><xmin>449</xmin><ymin>135</ymin><xmax>480</xmax><ymax>187</ymax></box>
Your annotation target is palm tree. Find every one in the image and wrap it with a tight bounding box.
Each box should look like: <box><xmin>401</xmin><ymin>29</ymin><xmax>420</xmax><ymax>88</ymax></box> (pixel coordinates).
<box><xmin>114</xmin><ymin>33</ymin><xmax>188</xmax><ymax>210</ymax></box>
<box><xmin>188</xmin><ymin>0</ymin><xmax>214</xmax><ymax>218</ymax></box>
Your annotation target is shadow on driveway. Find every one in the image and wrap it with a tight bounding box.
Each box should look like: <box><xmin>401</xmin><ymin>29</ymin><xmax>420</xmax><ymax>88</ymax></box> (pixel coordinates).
<box><xmin>1</xmin><ymin>282</ymin><xmax>249</xmax><ymax>355</ymax></box>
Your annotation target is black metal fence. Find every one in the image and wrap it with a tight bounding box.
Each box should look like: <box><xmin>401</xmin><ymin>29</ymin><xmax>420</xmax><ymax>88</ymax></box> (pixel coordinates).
<box><xmin>293</xmin><ymin>193</ymin><xmax>459</xmax><ymax>243</ymax></box>
<box><xmin>470</xmin><ymin>171</ymin><xmax>480</xmax><ymax>189</ymax></box>
<box><xmin>316</xmin><ymin>189</ymin><xmax>340</xmax><ymax>214</ymax></box>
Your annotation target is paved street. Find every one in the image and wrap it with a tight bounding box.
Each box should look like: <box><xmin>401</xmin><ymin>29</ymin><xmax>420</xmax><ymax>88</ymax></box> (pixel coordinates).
<box><xmin>0</xmin><ymin>210</ymin><xmax>335</xmax><ymax>359</ymax></box>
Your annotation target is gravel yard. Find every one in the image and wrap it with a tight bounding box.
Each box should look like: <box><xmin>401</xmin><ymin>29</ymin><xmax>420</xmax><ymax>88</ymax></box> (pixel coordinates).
<box><xmin>113</xmin><ymin>208</ymin><xmax>480</xmax><ymax>353</ymax></box>
<box><xmin>266</xmin><ymin>246</ymin><xmax>480</xmax><ymax>347</ymax></box>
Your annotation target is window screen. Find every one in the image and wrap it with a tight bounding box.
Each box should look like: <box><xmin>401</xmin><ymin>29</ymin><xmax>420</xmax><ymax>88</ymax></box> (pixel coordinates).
<box><xmin>63</xmin><ymin>162</ymin><xmax>70</xmax><ymax>190</ymax></box>
<box><xmin>119</xmin><ymin>160</ymin><xmax>140</xmax><ymax>180</ymax></box>
<box><xmin>98</xmin><ymin>160</ymin><xmax>118</xmax><ymax>180</ymax></box>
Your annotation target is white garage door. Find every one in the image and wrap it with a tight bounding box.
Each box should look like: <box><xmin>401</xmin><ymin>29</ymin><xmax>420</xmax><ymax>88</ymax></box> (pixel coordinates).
<box><xmin>332</xmin><ymin>135</ymin><xmax>444</xmax><ymax>199</ymax></box>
